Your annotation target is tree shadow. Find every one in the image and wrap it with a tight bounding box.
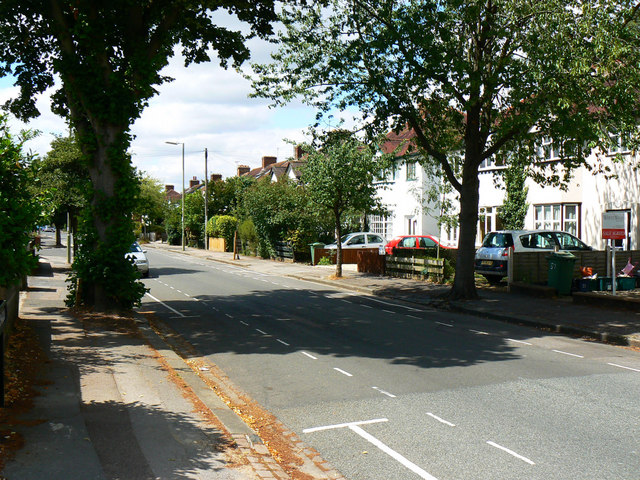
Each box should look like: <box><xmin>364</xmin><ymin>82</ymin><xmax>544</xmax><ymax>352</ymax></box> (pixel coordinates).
<box><xmin>148</xmin><ymin>286</ymin><xmax>543</xmax><ymax>372</ymax></box>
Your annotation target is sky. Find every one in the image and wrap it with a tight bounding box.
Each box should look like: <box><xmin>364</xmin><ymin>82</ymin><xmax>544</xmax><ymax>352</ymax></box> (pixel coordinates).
<box><xmin>0</xmin><ymin>18</ymin><xmax>329</xmax><ymax>191</ymax></box>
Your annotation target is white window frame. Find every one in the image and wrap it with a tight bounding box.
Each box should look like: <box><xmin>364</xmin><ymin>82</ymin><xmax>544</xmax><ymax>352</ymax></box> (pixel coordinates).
<box><xmin>534</xmin><ymin>203</ymin><xmax>580</xmax><ymax>235</ymax></box>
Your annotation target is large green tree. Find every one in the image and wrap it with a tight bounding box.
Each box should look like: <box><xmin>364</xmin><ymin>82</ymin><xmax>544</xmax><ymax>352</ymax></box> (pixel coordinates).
<box><xmin>0</xmin><ymin>0</ymin><xmax>277</xmax><ymax>309</ymax></box>
<box><xmin>300</xmin><ymin>131</ymin><xmax>386</xmax><ymax>277</ymax></box>
<box><xmin>251</xmin><ymin>0</ymin><xmax>640</xmax><ymax>299</ymax></box>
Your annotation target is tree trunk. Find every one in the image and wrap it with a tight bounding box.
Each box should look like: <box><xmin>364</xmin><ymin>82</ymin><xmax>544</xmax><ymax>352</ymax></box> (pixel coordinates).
<box><xmin>450</xmin><ymin>137</ymin><xmax>483</xmax><ymax>300</ymax></box>
<box><xmin>335</xmin><ymin>211</ymin><xmax>343</xmax><ymax>278</ymax></box>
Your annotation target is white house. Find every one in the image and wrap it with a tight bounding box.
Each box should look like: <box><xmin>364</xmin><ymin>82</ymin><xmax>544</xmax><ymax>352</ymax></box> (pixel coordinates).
<box><xmin>375</xmin><ymin>129</ymin><xmax>640</xmax><ymax>251</ymax></box>
<box><xmin>369</xmin><ymin>130</ymin><xmax>442</xmax><ymax>241</ymax></box>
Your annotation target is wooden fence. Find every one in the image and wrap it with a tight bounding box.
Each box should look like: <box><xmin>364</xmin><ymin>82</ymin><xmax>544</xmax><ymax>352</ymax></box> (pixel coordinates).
<box><xmin>512</xmin><ymin>249</ymin><xmax>640</xmax><ymax>284</ymax></box>
<box><xmin>312</xmin><ymin>248</ymin><xmax>377</xmax><ymax>265</ymax></box>
<box><xmin>386</xmin><ymin>255</ymin><xmax>445</xmax><ymax>282</ymax></box>
<box><xmin>274</xmin><ymin>241</ymin><xmax>294</xmax><ymax>262</ymax></box>
<box><xmin>208</xmin><ymin>237</ymin><xmax>226</xmax><ymax>252</ymax></box>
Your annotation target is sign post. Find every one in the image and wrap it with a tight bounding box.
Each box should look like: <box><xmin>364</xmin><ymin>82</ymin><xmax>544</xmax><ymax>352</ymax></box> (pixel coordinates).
<box><xmin>602</xmin><ymin>211</ymin><xmax>626</xmax><ymax>296</ymax></box>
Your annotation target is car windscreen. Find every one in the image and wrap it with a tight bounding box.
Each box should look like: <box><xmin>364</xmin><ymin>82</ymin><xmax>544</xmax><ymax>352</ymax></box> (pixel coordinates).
<box><xmin>482</xmin><ymin>233</ymin><xmax>513</xmax><ymax>248</ymax></box>
<box><xmin>130</xmin><ymin>243</ymin><xmax>143</xmax><ymax>252</ymax></box>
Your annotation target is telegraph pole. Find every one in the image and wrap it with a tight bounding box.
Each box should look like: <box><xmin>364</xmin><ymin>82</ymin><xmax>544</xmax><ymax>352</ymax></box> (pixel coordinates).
<box><xmin>204</xmin><ymin>148</ymin><xmax>208</xmax><ymax>250</ymax></box>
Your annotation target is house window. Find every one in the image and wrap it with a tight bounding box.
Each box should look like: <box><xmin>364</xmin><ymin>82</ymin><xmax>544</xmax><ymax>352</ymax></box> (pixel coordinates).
<box><xmin>608</xmin><ymin>131</ymin><xmax>630</xmax><ymax>155</ymax></box>
<box><xmin>406</xmin><ymin>161</ymin><xmax>416</xmax><ymax>181</ymax></box>
<box><xmin>534</xmin><ymin>203</ymin><xmax>580</xmax><ymax>235</ymax></box>
<box><xmin>369</xmin><ymin>214</ymin><xmax>393</xmax><ymax>239</ymax></box>
<box><xmin>537</xmin><ymin>137</ymin><xmax>559</xmax><ymax>161</ymax></box>
<box><xmin>477</xmin><ymin>206</ymin><xmax>502</xmax><ymax>242</ymax></box>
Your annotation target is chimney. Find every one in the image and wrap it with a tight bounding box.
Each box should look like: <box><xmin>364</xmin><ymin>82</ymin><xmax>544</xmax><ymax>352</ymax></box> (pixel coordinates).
<box><xmin>210</xmin><ymin>173</ymin><xmax>223</xmax><ymax>182</ymax></box>
<box><xmin>294</xmin><ymin>145</ymin><xmax>304</xmax><ymax>160</ymax></box>
<box><xmin>237</xmin><ymin>165</ymin><xmax>250</xmax><ymax>176</ymax></box>
<box><xmin>262</xmin><ymin>156</ymin><xmax>277</xmax><ymax>169</ymax></box>
<box><xmin>189</xmin><ymin>176</ymin><xmax>200</xmax><ymax>188</ymax></box>
<box><xmin>165</xmin><ymin>185</ymin><xmax>174</xmax><ymax>192</ymax></box>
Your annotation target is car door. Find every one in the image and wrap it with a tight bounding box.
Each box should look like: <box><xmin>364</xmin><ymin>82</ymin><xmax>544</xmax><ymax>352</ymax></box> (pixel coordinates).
<box><xmin>345</xmin><ymin>234</ymin><xmax>366</xmax><ymax>248</ymax></box>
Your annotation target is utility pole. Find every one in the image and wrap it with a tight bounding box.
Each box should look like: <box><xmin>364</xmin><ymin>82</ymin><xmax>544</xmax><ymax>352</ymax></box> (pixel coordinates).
<box><xmin>204</xmin><ymin>148</ymin><xmax>208</xmax><ymax>250</ymax></box>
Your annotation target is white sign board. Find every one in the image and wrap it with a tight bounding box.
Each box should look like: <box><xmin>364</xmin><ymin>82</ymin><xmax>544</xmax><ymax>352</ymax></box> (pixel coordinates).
<box><xmin>602</xmin><ymin>211</ymin><xmax>626</xmax><ymax>240</ymax></box>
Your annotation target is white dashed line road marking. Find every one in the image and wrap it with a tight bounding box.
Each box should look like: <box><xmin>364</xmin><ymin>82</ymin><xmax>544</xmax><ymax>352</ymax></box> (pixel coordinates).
<box><xmin>276</xmin><ymin>339</ymin><xmax>290</xmax><ymax>346</ymax></box>
<box><xmin>334</xmin><ymin>368</ymin><xmax>353</xmax><ymax>377</ymax></box>
<box><xmin>607</xmin><ymin>362</ymin><xmax>640</xmax><ymax>372</ymax></box>
<box><xmin>225</xmin><ymin>313</ymin><xmax>234</xmax><ymax>319</ymax></box>
<box><xmin>372</xmin><ymin>387</ymin><xmax>396</xmax><ymax>398</ymax></box>
<box><xmin>436</xmin><ymin>322</ymin><xmax>453</xmax><ymax>327</ymax></box>
<box><xmin>552</xmin><ymin>349</ymin><xmax>584</xmax><ymax>358</ymax></box>
<box><xmin>407</xmin><ymin>315</ymin><xmax>421</xmax><ymax>319</ymax></box>
<box><xmin>469</xmin><ymin>329</ymin><xmax>489</xmax><ymax>335</ymax></box>
<box><xmin>487</xmin><ymin>441</ymin><xmax>535</xmax><ymax>465</ymax></box>
<box><xmin>301</xmin><ymin>351</ymin><xmax>317</xmax><ymax>360</ymax></box>
<box><xmin>507</xmin><ymin>338</ymin><xmax>532</xmax><ymax>345</ymax></box>
<box><xmin>426</xmin><ymin>413</ymin><xmax>455</xmax><ymax>427</ymax></box>
<box><xmin>256</xmin><ymin>329</ymin><xmax>268</xmax><ymax>335</ymax></box>
<box><xmin>383</xmin><ymin>309</ymin><xmax>395</xmax><ymax>314</ymax></box>
<box><xmin>240</xmin><ymin>321</ymin><xmax>249</xmax><ymax>326</ymax></box>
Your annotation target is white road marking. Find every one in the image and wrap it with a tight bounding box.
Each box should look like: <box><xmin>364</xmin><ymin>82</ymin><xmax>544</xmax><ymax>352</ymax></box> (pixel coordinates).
<box><xmin>552</xmin><ymin>349</ymin><xmax>584</xmax><ymax>358</ymax></box>
<box><xmin>372</xmin><ymin>386</ymin><xmax>396</xmax><ymax>398</ymax></box>
<box><xmin>240</xmin><ymin>321</ymin><xmax>249</xmax><ymax>326</ymax></box>
<box><xmin>276</xmin><ymin>339</ymin><xmax>290</xmax><ymax>346</ymax></box>
<box><xmin>607</xmin><ymin>362</ymin><xmax>640</xmax><ymax>373</ymax></box>
<box><xmin>383</xmin><ymin>309</ymin><xmax>395</xmax><ymax>314</ymax></box>
<box><xmin>334</xmin><ymin>368</ymin><xmax>353</xmax><ymax>377</ymax></box>
<box><xmin>350</xmin><ymin>425</ymin><xmax>439</xmax><ymax>480</ymax></box>
<box><xmin>436</xmin><ymin>322</ymin><xmax>453</xmax><ymax>327</ymax></box>
<box><xmin>303</xmin><ymin>418</ymin><xmax>388</xmax><ymax>434</ymax></box>
<box><xmin>225</xmin><ymin>313</ymin><xmax>234</xmax><ymax>319</ymax></box>
<box><xmin>469</xmin><ymin>329</ymin><xmax>489</xmax><ymax>335</ymax></box>
<box><xmin>146</xmin><ymin>293</ymin><xmax>185</xmax><ymax>317</ymax></box>
<box><xmin>426</xmin><ymin>413</ymin><xmax>455</xmax><ymax>427</ymax></box>
<box><xmin>507</xmin><ymin>338</ymin><xmax>532</xmax><ymax>345</ymax></box>
<box><xmin>366</xmin><ymin>297</ymin><xmax>422</xmax><ymax>312</ymax></box>
<box><xmin>341</xmin><ymin>299</ymin><xmax>352</xmax><ymax>304</ymax></box>
<box><xmin>362</xmin><ymin>304</ymin><xmax>373</xmax><ymax>309</ymax></box>
<box><xmin>256</xmin><ymin>329</ymin><xmax>268</xmax><ymax>335</ymax></box>
<box><xmin>487</xmin><ymin>441</ymin><xmax>535</xmax><ymax>465</ymax></box>
<box><xmin>301</xmin><ymin>351</ymin><xmax>317</xmax><ymax>360</ymax></box>
<box><xmin>407</xmin><ymin>315</ymin><xmax>421</xmax><ymax>319</ymax></box>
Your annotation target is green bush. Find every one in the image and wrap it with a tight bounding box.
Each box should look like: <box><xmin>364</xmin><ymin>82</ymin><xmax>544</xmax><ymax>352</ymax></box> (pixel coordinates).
<box><xmin>238</xmin><ymin>218</ymin><xmax>258</xmax><ymax>256</ymax></box>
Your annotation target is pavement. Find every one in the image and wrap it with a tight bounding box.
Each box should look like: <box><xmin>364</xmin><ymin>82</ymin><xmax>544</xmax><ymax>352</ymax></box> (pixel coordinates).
<box><xmin>2</xmin><ymin>239</ymin><xmax>640</xmax><ymax>480</ymax></box>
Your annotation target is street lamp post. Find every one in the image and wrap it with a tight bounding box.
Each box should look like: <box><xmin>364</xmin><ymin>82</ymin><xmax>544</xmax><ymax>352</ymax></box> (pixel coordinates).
<box><xmin>204</xmin><ymin>148</ymin><xmax>208</xmax><ymax>250</ymax></box>
<box><xmin>165</xmin><ymin>141</ymin><xmax>185</xmax><ymax>251</ymax></box>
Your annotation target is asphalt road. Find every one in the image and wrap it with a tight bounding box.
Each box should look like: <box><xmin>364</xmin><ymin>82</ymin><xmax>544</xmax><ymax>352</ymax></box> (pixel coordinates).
<box><xmin>140</xmin><ymin>248</ymin><xmax>640</xmax><ymax>480</ymax></box>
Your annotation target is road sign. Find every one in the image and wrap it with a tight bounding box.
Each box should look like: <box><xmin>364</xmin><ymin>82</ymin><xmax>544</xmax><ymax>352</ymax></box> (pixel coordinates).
<box><xmin>602</xmin><ymin>211</ymin><xmax>626</xmax><ymax>240</ymax></box>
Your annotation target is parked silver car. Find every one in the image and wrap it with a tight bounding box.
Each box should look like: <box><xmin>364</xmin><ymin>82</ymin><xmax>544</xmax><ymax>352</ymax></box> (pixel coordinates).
<box><xmin>126</xmin><ymin>242</ymin><xmax>150</xmax><ymax>277</ymax></box>
<box><xmin>324</xmin><ymin>232</ymin><xmax>386</xmax><ymax>249</ymax></box>
<box><xmin>475</xmin><ymin>230</ymin><xmax>592</xmax><ymax>283</ymax></box>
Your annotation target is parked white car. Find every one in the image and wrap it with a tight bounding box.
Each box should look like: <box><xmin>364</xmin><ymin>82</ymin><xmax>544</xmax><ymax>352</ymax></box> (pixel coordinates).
<box><xmin>324</xmin><ymin>232</ymin><xmax>386</xmax><ymax>249</ymax></box>
<box><xmin>475</xmin><ymin>230</ymin><xmax>592</xmax><ymax>283</ymax></box>
<box><xmin>126</xmin><ymin>242</ymin><xmax>150</xmax><ymax>277</ymax></box>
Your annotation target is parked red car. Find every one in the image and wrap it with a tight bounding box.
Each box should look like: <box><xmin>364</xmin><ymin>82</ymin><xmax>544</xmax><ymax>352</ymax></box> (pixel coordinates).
<box><xmin>384</xmin><ymin>235</ymin><xmax>452</xmax><ymax>255</ymax></box>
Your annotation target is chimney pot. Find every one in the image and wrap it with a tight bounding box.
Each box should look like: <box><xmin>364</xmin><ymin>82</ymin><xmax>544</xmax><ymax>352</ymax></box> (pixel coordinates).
<box><xmin>189</xmin><ymin>177</ymin><xmax>200</xmax><ymax>188</ymax></box>
<box><xmin>237</xmin><ymin>165</ymin><xmax>251</xmax><ymax>176</ymax></box>
<box><xmin>210</xmin><ymin>173</ymin><xmax>223</xmax><ymax>182</ymax></box>
<box><xmin>165</xmin><ymin>185</ymin><xmax>174</xmax><ymax>192</ymax></box>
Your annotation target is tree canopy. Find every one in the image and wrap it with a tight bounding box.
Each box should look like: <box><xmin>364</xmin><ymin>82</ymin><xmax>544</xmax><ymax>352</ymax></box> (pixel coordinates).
<box><xmin>251</xmin><ymin>0</ymin><xmax>640</xmax><ymax>298</ymax></box>
<box><xmin>0</xmin><ymin>1</ymin><xmax>278</xmax><ymax>309</ymax></box>
<box><xmin>301</xmin><ymin>130</ymin><xmax>387</xmax><ymax>277</ymax></box>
